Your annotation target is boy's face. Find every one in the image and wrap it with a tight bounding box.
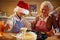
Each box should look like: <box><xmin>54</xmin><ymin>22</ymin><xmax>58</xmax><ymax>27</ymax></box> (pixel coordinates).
<box><xmin>16</xmin><ymin>12</ymin><xmax>25</xmax><ymax>17</ymax></box>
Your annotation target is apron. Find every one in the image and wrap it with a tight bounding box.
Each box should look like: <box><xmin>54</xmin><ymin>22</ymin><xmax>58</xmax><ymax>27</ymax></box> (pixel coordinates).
<box><xmin>36</xmin><ymin>19</ymin><xmax>48</xmax><ymax>32</ymax></box>
<box><xmin>11</xmin><ymin>20</ymin><xmax>24</xmax><ymax>32</ymax></box>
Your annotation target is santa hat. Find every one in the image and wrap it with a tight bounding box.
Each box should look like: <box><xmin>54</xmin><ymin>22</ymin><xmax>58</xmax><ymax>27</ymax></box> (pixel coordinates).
<box><xmin>14</xmin><ymin>1</ymin><xmax>29</xmax><ymax>15</ymax></box>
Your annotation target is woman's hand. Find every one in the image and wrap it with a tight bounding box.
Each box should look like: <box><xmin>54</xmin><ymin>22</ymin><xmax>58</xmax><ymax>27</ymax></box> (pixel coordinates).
<box><xmin>46</xmin><ymin>30</ymin><xmax>54</xmax><ymax>37</ymax></box>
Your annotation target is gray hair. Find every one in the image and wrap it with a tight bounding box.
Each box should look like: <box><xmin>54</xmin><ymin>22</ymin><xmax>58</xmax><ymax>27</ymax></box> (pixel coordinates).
<box><xmin>40</xmin><ymin>1</ymin><xmax>53</xmax><ymax>12</ymax></box>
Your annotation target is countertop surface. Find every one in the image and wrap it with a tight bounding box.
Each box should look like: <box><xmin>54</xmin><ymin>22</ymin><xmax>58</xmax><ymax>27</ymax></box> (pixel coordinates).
<box><xmin>0</xmin><ymin>33</ymin><xmax>60</xmax><ymax>40</ymax></box>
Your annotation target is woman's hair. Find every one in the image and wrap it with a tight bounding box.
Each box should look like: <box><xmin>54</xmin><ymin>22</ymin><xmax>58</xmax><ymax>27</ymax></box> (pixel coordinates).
<box><xmin>40</xmin><ymin>1</ymin><xmax>53</xmax><ymax>12</ymax></box>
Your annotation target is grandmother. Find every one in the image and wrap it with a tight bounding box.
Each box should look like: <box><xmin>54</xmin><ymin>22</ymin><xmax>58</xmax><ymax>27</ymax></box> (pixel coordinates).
<box><xmin>31</xmin><ymin>1</ymin><xmax>57</xmax><ymax>36</ymax></box>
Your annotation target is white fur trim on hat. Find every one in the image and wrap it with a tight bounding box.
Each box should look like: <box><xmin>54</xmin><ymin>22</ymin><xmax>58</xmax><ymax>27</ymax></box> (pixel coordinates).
<box><xmin>14</xmin><ymin>6</ymin><xmax>29</xmax><ymax>15</ymax></box>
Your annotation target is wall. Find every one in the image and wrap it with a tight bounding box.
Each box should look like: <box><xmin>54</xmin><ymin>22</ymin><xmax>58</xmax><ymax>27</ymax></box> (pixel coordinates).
<box><xmin>0</xmin><ymin>0</ymin><xmax>60</xmax><ymax>16</ymax></box>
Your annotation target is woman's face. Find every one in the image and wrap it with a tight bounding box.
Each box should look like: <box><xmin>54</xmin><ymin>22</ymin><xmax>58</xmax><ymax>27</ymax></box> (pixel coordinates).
<box><xmin>41</xmin><ymin>5</ymin><xmax>49</xmax><ymax>16</ymax></box>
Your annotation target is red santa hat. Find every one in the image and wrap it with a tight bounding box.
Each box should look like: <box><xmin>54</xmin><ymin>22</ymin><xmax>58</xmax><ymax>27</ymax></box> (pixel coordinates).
<box><xmin>14</xmin><ymin>1</ymin><xmax>29</xmax><ymax>15</ymax></box>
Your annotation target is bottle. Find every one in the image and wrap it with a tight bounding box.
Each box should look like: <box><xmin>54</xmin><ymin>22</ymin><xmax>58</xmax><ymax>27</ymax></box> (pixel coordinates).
<box><xmin>0</xmin><ymin>21</ymin><xmax>4</xmax><ymax>37</ymax></box>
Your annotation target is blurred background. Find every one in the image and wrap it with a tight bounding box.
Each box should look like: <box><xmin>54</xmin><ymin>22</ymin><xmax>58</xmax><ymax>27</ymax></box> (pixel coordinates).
<box><xmin>0</xmin><ymin>0</ymin><xmax>60</xmax><ymax>40</ymax></box>
<box><xmin>0</xmin><ymin>0</ymin><xmax>60</xmax><ymax>16</ymax></box>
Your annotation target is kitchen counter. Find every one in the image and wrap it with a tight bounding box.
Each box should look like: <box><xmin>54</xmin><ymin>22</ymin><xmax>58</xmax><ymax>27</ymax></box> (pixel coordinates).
<box><xmin>46</xmin><ymin>36</ymin><xmax>60</xmax><ymax>40</ymax></box>
<box><xmin>0</xmin><ymin>33</ymin><xmax>17</xmax><ymax>40</ymax></box>
<box><xmin>0</xmin><ymin>33</ymin><xmax>60</xmax><ymax>40</ymax></box>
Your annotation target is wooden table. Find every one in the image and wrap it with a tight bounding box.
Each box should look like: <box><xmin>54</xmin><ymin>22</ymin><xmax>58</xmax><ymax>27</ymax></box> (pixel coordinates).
<box><xmin>46</xmin><ymin>36</ymin><xmax>60</xmax><ymax>40</ymax></box>
<box><xmin>0</xmin><ymin>33</ymin><xmax>60</xmax><ymax>40</ymax></box>
<box><xmin>46</xmin><ymin>33</ymin><xmax>60</xmax><ymax>40</ymax></box>
<box><xmin>0</xmin><ymin>33</ymin><xmax>17</xmax><ymax>40</ymax></box>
